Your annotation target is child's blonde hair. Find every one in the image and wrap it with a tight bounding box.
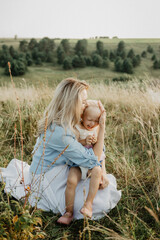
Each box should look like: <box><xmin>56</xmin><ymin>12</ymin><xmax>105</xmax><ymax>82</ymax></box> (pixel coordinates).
<box><xmin>83</xmin><ymin>100</ymin><xmax>100</xmax><ymax>114</ymax></box>
<box><xmin>38</xmin><ymin>78</ymin><xmax>89</xmax><ymax>135</ymax></box>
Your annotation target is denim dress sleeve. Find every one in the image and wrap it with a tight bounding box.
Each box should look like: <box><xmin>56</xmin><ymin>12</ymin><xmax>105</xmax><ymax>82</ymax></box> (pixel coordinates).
<box><xmin>47</xmin><ymin>125</ymin><xmax>100</xmax><ymax>169</ymax></box>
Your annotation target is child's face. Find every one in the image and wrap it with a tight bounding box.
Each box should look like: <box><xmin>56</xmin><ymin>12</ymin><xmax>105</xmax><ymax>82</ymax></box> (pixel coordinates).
<box><xmin>82</xmin><ymin>106</ymin><xmax>101</xmax><ymax>131</ymax></box>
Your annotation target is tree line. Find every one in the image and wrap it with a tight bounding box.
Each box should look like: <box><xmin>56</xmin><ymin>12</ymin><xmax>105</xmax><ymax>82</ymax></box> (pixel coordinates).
<box><xmin>0</xmin><ymin>37</ymin><xmax>159</xmax><ymax>76</ymax></box>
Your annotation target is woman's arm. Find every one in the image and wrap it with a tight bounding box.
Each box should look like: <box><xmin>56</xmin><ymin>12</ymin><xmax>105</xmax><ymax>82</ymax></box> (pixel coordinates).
<box><xmin>47</xmin><ymin>125</ymin><xmax>100</xmax><ymax>169</ymax></box>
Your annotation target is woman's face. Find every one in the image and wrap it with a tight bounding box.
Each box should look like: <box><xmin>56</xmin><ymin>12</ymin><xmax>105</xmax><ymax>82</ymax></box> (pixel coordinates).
<box><xmin>80</xmin><ymin>89</ymin><xmax>88</xmax><ymax>115</ymax></box>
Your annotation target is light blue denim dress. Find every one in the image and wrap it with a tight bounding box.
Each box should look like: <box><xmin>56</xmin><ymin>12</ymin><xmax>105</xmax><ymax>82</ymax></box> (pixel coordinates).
<box><xmin>29</xmin><ymin>124</ymin><xmax>100</xmax><ymax>175</ymax></box>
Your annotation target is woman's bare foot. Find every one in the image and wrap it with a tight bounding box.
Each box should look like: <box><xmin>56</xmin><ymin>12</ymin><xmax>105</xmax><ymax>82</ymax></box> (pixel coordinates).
<box><xmin>80</xmin><ymin>202</ymin><xmax>92</xmax><ymax>219</ymax></box>
<box><xmin>57</xmin><ymin>212</ymin><xmax>73</xmax><ymax>225</ymax></box>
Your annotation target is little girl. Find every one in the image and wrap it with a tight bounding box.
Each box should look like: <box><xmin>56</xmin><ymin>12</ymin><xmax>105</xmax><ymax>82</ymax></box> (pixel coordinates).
<box><xmin>57</xmin><ymin>100</ymin><xmax>109</xmax><ymax>224</ymax></box>
<box><xmin>76</xmin><ymin>100</ymin><xmax>106</xmax><ymax>180</ymax></box>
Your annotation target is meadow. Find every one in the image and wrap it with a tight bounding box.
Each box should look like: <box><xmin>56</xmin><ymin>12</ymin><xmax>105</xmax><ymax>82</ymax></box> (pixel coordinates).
<box><xmin>0</xmin><ymin>38</ymin><xmax>160</xmax><ymax>239</ymax></box>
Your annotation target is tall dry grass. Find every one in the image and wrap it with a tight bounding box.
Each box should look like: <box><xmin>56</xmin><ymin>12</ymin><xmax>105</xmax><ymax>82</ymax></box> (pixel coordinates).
<box><xmin>0</xmin><ymin>77</ymin><xmax>160</xmax><ymax>239</ymax></box>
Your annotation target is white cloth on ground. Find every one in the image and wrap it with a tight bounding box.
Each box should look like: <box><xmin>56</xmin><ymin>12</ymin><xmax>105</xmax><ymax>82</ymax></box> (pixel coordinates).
<box><xmin>0</xmin><ymin>159</ymin><xmax>121</xmax><ymax>220</ymax></box>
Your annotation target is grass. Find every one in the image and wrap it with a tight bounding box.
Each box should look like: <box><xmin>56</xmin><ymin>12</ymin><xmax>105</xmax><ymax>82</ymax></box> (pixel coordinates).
<box><xmin>0</xmin><ymin>75</ymin><xmax>160</xmax><ymax>239</ymax></box>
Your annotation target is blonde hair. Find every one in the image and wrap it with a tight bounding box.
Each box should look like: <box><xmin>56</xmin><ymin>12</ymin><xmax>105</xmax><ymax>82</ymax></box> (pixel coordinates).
<box><xmin>38</xmin><ymin>78</ymin><xmax>89</xmax><ymax>135</ymax></box>
<box><xmin>83</xmin><ymin>100</ymin><xmax>100</xmax><ymax>114</ymax></box>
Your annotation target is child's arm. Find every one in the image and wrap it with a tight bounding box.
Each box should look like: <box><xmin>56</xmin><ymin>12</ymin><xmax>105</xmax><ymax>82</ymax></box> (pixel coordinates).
<box><xmin>91</xmin><ymin>126</ymin><xmax>99</xmax><ymax>145</ymax></box>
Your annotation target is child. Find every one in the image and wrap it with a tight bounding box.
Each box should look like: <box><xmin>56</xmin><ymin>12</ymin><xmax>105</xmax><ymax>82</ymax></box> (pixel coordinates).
<box><xmin>76</xmin><ymin>100</ymin><xmax>106</xmax><ymax>180</ymax></box>
<box><xmin>57</xmin><ymin>100</ymin><xmax>109</xmax><ymax>224</ymax></box>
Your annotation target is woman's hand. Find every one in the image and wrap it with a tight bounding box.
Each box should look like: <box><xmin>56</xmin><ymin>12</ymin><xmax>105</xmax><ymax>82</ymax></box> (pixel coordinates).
<box><xmin>98</xmin><ymin>101</ymin><xmax>106</xmax><ymax>129</ymax></box>
<box><xmin>99</xmin><ymin>173</ymin><xmax>109</xmax><ymax>189</ymax></box>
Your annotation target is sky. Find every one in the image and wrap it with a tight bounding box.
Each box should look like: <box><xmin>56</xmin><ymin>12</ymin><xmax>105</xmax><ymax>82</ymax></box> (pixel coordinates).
<box><xmin>0</xmin><ymin>0</ymin><xmax>160</xmax><ymax>39</ymax></box>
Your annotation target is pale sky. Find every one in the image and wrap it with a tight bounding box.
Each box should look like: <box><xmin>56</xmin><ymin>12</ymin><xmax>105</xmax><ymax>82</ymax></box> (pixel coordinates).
<box><xmin>0</xmin><ymin>0</ymin><xmax>160</xmax><ymax>38</ymax></box>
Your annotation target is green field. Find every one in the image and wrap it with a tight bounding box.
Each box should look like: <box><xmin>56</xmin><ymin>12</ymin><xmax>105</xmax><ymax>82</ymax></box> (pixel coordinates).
<box><xmin>0</xmin><ymin>38</ymin><xmax>160</xmax><ymax>88</ymax></box>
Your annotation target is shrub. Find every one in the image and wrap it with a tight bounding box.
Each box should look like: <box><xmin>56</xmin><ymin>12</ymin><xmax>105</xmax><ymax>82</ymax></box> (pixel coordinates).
<box><xmin>141</xmin><ymin>51</ymin><xmax>147</xmax><ymax>58</ymax></box>
<box><xmin>103</xmin><ymin>57</ymin><xmax>110</xmax><ymax>68</ymax></box>
<box><xmin>114</xmin><ymin>57</ymin><xmax>123</xmax><ymax>72</ymax></box>
<box><xmin>147</xmin><ymin>45</ymin><xmax>154</xmax><ymax>53</ymax></box>
<box><xmin>96</xmin><ymin>41</ymin><xmax>104</xmax><ymax>56</ymax></box>
<box><xmin>63</xmin><ymin>57</ymin><xmax>72</xmax><ymax>70</ymax></box>
<box><xmin>127</xmin><ymin>49</ymin><xmax>135</xmax><ymax>59</ymax></box>
<box><xmin>72</xmin><ymin>55</ymin><xmax>86</xmax><ymax>68</ymax></box>
<box><xmin>57</xmin><ymin>45</ymin><xmax>66</xmax><ymax>64</ymax></box>
<box><xmin>5</xmin><ymin>59</ymin><xmax>27</xmax><ymax>76</ymax></box>
<box><xmin>132</xmin><ymin>55</ymin><xmax>141</xmax><ymax>67</ymax></box>
<box><xmin>75</xmin><ymin>39</ymin><xmax>88</xmax><ymax>55</ymax></box>
<box><xmin>84</xmin><ymin>56</ymin><xmax>93</xmax><ymax>66</ymax></box>
<box><xmin>92</xmin><ymin>54</ymin><xmax>103</xmax><ymax>67</ymax></box>
<box><xmin>28</xmin><ymin>38</ymin><xmax>38</xmax><ymax>50</ymax></box>
<box><xmin>112</xmin><ymin>76</ymin><xmax>131</xmax><ymax>82</ymax></box>
<box><xmin>60</xmin><ymin>39</ymin><xmax>70</xmax><ymax>54</ymax></box>
<box><xmin>19</xmin><ymin>40</ymin><xmax>28</xmax><ymax>52</ymax></box>
<box><xmin>103</xmin><ymin>49</ymin><xmax>109</xmax><ymax>58</ymax></box>
<box><xmin>109</xmin><ymin>50</ymin><xmax>116</xmax><ymax>61</ymax></box>
<box><xmin>151</xmin><ymin>54</ymin><xmax>156</xmax><ymax>61</ymax></box>
<box><xmin>38</xmin><ymin>37</ymin><xmax>55</xmax><ymax>53</ymax></box>
<box><xmin>25</xmin><ymin>52</ymin><xmax>33</xmax><ymax>66</ymax></box>
<box><xmin>153</xmin><ymin>60</ymin><xmax>160</xmax><ymax>69</ymax></box>
<box><xmin>122</xmin><ymin>58</ymin><xmax>134</xmax><ymax>74</ymax></box>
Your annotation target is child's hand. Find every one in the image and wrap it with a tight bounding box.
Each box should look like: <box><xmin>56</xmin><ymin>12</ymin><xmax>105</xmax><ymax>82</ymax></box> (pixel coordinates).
<box><xmin>91</xmin><ymin>135</ymin><xmax>97</xmax><ymax>144</ymax></box>
<box><xmin>86</xmin><ymin>135</ymin><xmax>93</xmax><ymax>145</ymax></box>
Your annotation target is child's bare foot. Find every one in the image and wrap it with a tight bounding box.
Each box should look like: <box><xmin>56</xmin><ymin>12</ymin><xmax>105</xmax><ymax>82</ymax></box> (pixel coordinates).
<box><xmin>80</xmin><ymin>202</ymin><xmax>92</xmax><ymax>219</ymax></box>
<box><xmin>57</xmin><ymin>212</ymin><xmax>73</xmax><ymax>225</ymax></box>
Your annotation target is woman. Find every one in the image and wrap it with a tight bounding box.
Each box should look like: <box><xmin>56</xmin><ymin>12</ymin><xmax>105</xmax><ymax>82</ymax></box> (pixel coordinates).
<box><xmin>1</xmin><ymin>78</ymin><xmax>121</xmax><ymax>223</ymax></box>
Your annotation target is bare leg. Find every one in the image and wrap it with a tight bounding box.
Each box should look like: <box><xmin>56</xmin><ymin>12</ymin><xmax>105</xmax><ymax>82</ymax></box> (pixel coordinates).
<box><xmin>65</xmin><ymin>167</ymin><xmax>81</xmax><ymax>213</ymax></box>
<box><xmin>57</xmin><ymin>167</ymin><xmax>81</xmax><ymax>224</ymax></box>
<box><xmin>81</xmin><ymin>166</ymin><xmax>101</xmax><ymax>218</ymax></box>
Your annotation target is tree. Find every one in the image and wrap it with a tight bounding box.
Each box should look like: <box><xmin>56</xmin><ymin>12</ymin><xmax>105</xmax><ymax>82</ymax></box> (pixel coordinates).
<box><xmin>92</xmin><ymin>54</ymin><xmax>103</xmax><ymax>67</ymax></box>
<box><xmin>109</xmin><ymin>50</ymin><xmax>116</xmax><ymax>61</ymax></box>
<box><xmin>26</xmin><ymin>52</ymin><xmax>33</xmax><ymax>66</ymax></box>
<box><xmin>5</xmin><ymin>59</ymin><xmax>27</xmax><ymax>76</ymax></box>
<box><xmin>103</xmin><ymin>58</ymin><xmax>110</xmax><ymax>68</ymax></box>
<box><xmin>103</xmin><ymin>49</ymin><xmax>109</xmax><ymax>58</ymax></box>
<box><xmin>19</xmin><ymin>40</ymin><xmax>28</xmax><ymax>52</ymax></box>
<box><xmin>114</xmin><ymin>57</ymin><xmax>123</xmax><ymax>72</ymax></box>
<box><xmin>132</xmin><ymin>55</ymin><xmax>141</xmax><ymax>67</ymax></box>
<box><xmin>153</xmin><ymin>60</ymin><xmax>160</xmax><ymax>69</ymax></box>
<box><xmin>63</xmin><ymin>57</ymin><xmax>72</xmax><ymax>70</ymax></box>
<box><xmin>28</xmin><ymin>38</ymin><xmax>38</xmax><ymax>50</ymax></box>
<box><xmin>61</xmin><ymin>39</ymin><xmax>70</xmax><ymax>54</ymax></box>
<box><xmin>151</xmin><ymin>54</ymin><xmax>156</xmax><ymax>61</ymax></box>
<box><xmin>46</xmin><ymin>52</ymin><xmax>56</xmax><ymax>64</ymax></box>
<box><xmin>127</xmin><ymin>49</ymin><xmax>135</xmax><ymax>59</ymax></box>
<box><xmin>84</xmin><ymin>56</ymin><xmax>93</xmax><ymax>66</ymax></box>
<box><xmin>122</xmin><ymin>58</ymin><xmax>133</xmax><ymax>74</ymax></box>
<box><xmin>96</xmin><ymin>41</ymin><xmax>104</xmax><ymax>56</ymax></box>
<box><xmin>116</xmin><ymin>41</ymin><xmax>126</xmax><ymax>59</ymax></box>
<box><xmin>75</xmin><ymin>39</ymin><xmax>88</xmax><ymax>55</ymax></box>
<box><xmin>2</xmin><ymin>45</ymin><xmax>8</xmax><ymax>51</ymax></box>
<box><xmin>9</xmin><ymin>46</ymin><xmax>19</xmax><ymax>59</ymax></box>
<box><xmin>72</xmin><ymin>55</ymin><xmax>86</xmax><ymax>68</ymax></box>
<box><xmin>117</xmin><ymin>41</ymin><xmax>125</xmax><ymax>52</ymax></box>
<box><xmin>57</xmin><ymin>45</ymin><xmax>66</xmax><ymax>64</ymax></box>
<box><xmin>147</xmin><ymin>45</ymin><xmax>153</xmax><ymax>53</ymax></box>
<box><xmin>0</xmin><ymin>50</ymin><xmax>12</xmax><ymax>67</ymax></box>
<box><xmin>141</xmin><ymin>51</ymin><xmax>147</xmax><ymax>58</ymax></box>
<box><xmin>38</xmin><ymin>37</ymin><xmax>55</xmax><ymax>53</ymax></box>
